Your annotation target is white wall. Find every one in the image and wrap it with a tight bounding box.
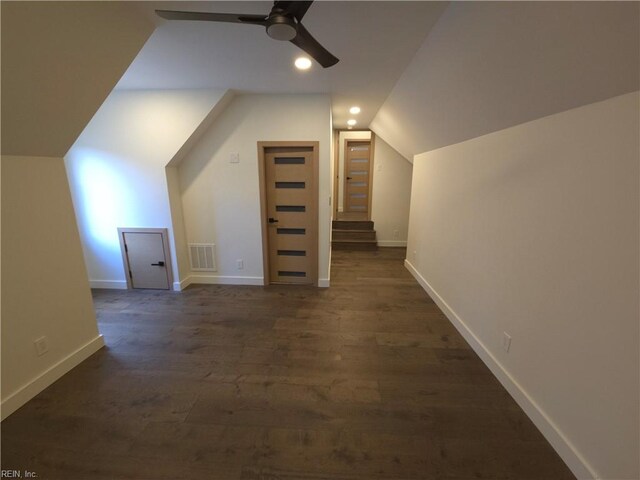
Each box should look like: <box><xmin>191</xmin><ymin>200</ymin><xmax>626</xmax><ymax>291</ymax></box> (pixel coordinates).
<box><xmin>1</xmin><ymin>156</ymin><xmax>104</xmax><ymax>419</ymax></box>
<box><xmin>371</xmin><ymin>1</ymin><xmax>639</xmax><ymax>160</ymax></box>
<box><xmin>65</xmin><ymin>89</ymin><xmax>228</xmax><ymax>288</ymax></box>
<box><xmin>178</xmin><ymin>94</ymin><xmax>332</xmax><ymax>286</ymax></box>
<box><xmin>371</xmin><ymin>136</ymin><xmax>412</xmax><ymax>246</ymax></box>
<box><xmin>405</xmin><ymin>92</ymin><xmax>639</xmax><ymax>480</ymax></box>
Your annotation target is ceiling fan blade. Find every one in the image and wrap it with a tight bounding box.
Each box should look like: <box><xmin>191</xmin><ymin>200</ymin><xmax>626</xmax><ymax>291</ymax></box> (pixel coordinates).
<box><xmin>155</xmin><ymin>10</ymin><xmax>268</xmax><ymax>26</ymax></box>
<box><xmin>290</xmin><ymin>23</ymin><xmax>339</xmax><ymax>68</ymax></box>
<box><xmin>273</xmin><ymin>1</ymin><xmax>314</xmax><ymax>22</ymax></box>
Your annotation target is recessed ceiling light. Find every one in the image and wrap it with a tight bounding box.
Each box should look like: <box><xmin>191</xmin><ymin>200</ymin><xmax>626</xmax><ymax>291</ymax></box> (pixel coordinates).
<box><xmin>294</xmin><ymin>57</ymin><xmax>312</xmax><ymax>70</ymax></box>
<box><xmin>347</xmin><ymin>119</ymin><xmax>357</xmax><ymax>126</ymax></box>
<box><xmin>349</xmin><ymin>106</ymin><xmax>361</xmax><ymax>115</ymax></box>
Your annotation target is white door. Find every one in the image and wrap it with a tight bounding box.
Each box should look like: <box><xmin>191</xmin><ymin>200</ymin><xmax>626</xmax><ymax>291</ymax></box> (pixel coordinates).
<box><xmin>123</xmin><ymin>232</ymin><xmax>170</xmax><ymax>289</ymax></box>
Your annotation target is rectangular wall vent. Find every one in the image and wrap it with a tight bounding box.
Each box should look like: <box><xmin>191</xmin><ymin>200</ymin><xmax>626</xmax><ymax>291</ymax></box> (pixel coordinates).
<box><xmin>188</xmin><ymin>243</ymin><xmax>216</xmax><ymax>271</ymax></box>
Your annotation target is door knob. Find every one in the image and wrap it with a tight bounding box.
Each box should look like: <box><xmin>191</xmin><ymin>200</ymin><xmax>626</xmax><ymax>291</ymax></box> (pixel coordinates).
<box><xmin>268</xmin><ymin>218</ymin><xmax>279</xmax><ymax>224</ymax></box>
<box><xmin>347</xmin><ymin>176</ymin><xmax>352</xmax><ymax>180</ymax></box>
<box><xmin>151</xmin><ymin>261</ymin><xmax>165</xmax><ymax>266</ymax></box>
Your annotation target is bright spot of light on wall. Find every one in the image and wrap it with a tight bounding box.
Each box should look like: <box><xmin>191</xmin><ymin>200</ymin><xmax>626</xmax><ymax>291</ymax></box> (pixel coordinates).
<box><xmin>73</xmin><ymin>149</ymin><xmax>133</xmax><ymax>250</ymax></box>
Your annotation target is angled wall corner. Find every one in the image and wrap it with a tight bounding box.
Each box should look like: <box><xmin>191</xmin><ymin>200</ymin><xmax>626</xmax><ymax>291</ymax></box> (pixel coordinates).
<box><xmin>407</xmin><ymin>92</ymin><xmax>639</xmax><ymax>479</ymax></box>
<box><xmin>65</xmin><ymin>89</ymin><xmax>230</xmax><ymax>288</ymax></box>
<box><xmin>165</xmin><ymin>91</ymin><xmax>236</xmax><ymax>288</ymax></box>
<box><xmin>176</xmin><ymin>94</ymin><xmax>333</xmax><ymax>287</ymax></box>
<box><xmin>1</xmin><ymin>1</ymin><xmax>155</xmax><ymax>157</ymax></box>
<box><xmin>166</xmin><ymin>91</ymin><xmax>236</xmax><ymax>168</ymax></box>
<box><xmin>0</xmin><ymin>2</ymin><xmax>155</xmax><ymax>420</ymax></box>
<box><xmin>371</xmin><ymin>2</ymin><xmax>640</xmax><ymax>477</ymax></box>
<box><xmin>370</xmin><ymin>135</ymin><xmax>412</xmax><ymax>246</ymax></box>
<box><xmin>371</xmin><ymin>1</ymin><xmax>640</xmax><ymax>159</ymax></box>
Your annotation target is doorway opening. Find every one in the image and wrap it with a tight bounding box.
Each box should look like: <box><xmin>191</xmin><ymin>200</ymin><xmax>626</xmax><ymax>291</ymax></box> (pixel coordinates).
<box><xmin>334</xmin><ymin>131</ymin><xmax>375</xmax><ymax>221</ymax></box>
<box><xmin>257</xmin><ymin>141</ymin><xmax>319</xmax><ymax>286</ymax></box>
<box><xmin>332</xmin><ymin>131</ymin><xmax>378</xmax><ymax>250</ymax></box>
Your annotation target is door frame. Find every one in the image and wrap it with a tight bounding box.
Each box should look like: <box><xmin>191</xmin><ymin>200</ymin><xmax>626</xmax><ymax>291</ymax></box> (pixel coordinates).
<box><xmin>117</xmin><ymin>227</ymin><xmax>174</xmax><ymax>290</ymax></box>
<box><xmin>333</xmin><ymin>129</ymin><xmax>340</xmax><ymax>218</ymax></box>
<box><xmin>342</xmin><ymin>133</ymin><xmax>376</xmax><ymax>219</ymax></box>
<box><xmin>257</xmin><ymin>141</ymin><xmax>319</xmax><ymax>286</ymax></box>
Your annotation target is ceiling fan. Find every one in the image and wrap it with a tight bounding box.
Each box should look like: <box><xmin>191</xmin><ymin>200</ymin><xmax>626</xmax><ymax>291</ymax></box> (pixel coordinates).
<box><xmin>156</xmin><ymin>1</ymin><xmax>339</xmax><ymax>68</ymax></box>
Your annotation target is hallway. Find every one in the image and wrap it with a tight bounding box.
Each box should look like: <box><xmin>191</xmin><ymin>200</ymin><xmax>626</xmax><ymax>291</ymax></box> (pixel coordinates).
<box><xmin>1</xmin><ymin>249</ymin><xmax>574</xmax><ymax>479</ymax></box>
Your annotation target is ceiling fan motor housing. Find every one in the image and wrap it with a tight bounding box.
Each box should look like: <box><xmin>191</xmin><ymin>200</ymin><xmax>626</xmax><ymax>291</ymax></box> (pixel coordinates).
<box><xmin>155</xmin><ymin>1</ymin><xmax>339</xmax><ymax>68</ymax></box>
<box><xmin>266</xmin><ymin>15</ymin><xmax>297</xmax><ymax>41</ymax></box>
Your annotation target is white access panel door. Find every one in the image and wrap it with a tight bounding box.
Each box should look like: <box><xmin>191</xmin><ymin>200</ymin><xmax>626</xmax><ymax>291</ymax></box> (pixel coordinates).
<box><xmin>123</xmin><ymin>232</ymin><xmax>170</xmax><ymax>289</ymax></box>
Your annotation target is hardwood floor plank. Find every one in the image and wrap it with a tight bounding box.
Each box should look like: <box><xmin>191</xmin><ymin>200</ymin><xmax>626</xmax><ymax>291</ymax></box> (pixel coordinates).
<box><xmin>1</xmin><ymin>248</ymin><xmax>575</xmax><ymax>480</ymax></box>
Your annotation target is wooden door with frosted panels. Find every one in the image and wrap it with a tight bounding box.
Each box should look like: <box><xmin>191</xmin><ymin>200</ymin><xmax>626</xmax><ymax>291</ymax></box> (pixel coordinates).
<box><xmin>264</xmin><ymin>149</ymin><xmax>317</xmax><ymax>285</ymax></box>
<box><xmin>344</xmin><ymin>141</ymin><xmax>372</xmax><ymax>214</ymax></box>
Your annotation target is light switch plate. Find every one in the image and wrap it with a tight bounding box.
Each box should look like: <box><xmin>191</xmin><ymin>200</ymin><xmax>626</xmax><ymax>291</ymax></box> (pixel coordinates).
<box><xmin>502</xmin><ymin>332</ymin><xmax>512</xmax><ymax>353</ymax></box>
<box><xmin>34</xmin><ymin>336</ymin><xmax>49</xmax><ymax>356</ymax></box>
<box><xmin>230</xmin><ymin>153</ymin><xmax>240</xmax><ymax>163</ymax></box>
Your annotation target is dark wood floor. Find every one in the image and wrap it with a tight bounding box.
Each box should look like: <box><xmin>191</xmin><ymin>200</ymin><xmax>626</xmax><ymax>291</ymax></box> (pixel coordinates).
<box><xmin>2</xmin><ymin>248</ymin><xmax>575</xmax><ymax>479</ymax></box>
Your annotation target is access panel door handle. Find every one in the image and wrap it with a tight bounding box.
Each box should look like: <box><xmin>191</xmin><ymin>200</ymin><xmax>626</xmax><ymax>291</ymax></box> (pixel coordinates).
<box><xmin>151</xmin><ymin>261</ymin><xmax>165</xmax><ymax>267</ymax></box>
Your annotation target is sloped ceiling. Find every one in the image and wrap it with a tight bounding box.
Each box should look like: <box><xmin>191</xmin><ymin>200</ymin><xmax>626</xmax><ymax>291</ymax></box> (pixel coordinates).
<box><xmin>371</xmin><ymin>1</ymin><xmax>640</xmax><ymax>161</ymax></box>
<box><xmin>1</xmin><ymin>1</ymin><xmax>155</xmax><ymax>157</ymax></box>
<box><xmin>115</xmin><ymin>1</ymin><xmax>448</xmax><ymax>130</ymax></box>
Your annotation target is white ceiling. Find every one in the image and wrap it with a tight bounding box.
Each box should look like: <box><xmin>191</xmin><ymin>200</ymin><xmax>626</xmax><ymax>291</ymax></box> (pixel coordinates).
<box><xmin>117</xmin><ymin>1</ymin><xmax>448</xmax><ymax>129</ymax></box>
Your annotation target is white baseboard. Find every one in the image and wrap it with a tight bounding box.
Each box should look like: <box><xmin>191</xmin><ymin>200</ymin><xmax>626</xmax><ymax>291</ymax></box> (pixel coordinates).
<box><xmin>186</xmin><ymin>275</ymin><xmax>329</xmax><ymax>288</ymax></box>
<box><xmin>404</xmin><ymin>259</ymin><xmax>596</xmax><ymax>480</ymax></box>
<box><xmin>378</xmin><ymin>240</ymin><xmax>407</xmax><ymax>247</ymax></box>
<box><xmin>90</xmin><ymin>280</ymin><xmax>127</xmax><ymax>289</ymax></box>
<box><xmin>1</xmin><ymin>335</ymin><xmax>105</xmax><ymax>421</ymax></box>
<box><xmin>187</xmin><ymin>274</ymin><xmax>264</xmax><ymax>286</ymax></box>
<box><xmin>173</xmin><ymin>277</ymin><xmax>192</xmax><ymax>291</ymax></box>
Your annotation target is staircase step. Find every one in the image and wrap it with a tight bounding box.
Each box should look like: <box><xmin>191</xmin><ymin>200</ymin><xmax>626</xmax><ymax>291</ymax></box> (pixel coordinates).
<box><xmin>331</xmin><ymin>240</ymin><xmax>378</xmax><ymax>251</ymax></box>
<box><xmin>332</xmin><ymin>220</ymin><xmax>374</xmax><ymax>231</ymax></box>
<box><xmin>332</xmin><ymin>229</ymin><xmax>377</xmax><ymax>241</ymax></box>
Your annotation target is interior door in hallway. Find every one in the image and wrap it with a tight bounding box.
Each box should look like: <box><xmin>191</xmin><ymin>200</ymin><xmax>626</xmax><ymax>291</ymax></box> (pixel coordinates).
<box><xmin>344</xmin><ymin>140</ymin><xmax>372</xmax><ymax>216</ymax></box>
<box><xmin>261</xmin><ymin>144</ymin><xmax>318</xmax><ymax>285</ymax></box>
<box><xmin>119</xmin><ymin>229</ymin><xmax>172</xmax><ymax>290</ymax></box>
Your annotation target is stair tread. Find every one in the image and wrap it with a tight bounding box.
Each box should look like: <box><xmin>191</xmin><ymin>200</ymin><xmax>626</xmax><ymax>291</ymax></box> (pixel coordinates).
<box><xmin>332</xmin><ymin>229</ymin><xmax>377</xmax><ymax>233</ymax></box>
<box><xmin>332</xmin><ymin>221</ymin><xmax>373</xmax><ymax>224</ymax></box>
<box><xmin>332</xmin><ymin>239</ymin><xmax>378</xmax><ymax>251</ymax></box>
<box><xmin>332</xmin><ymin>239</ymin><xmax>377</xmax><ymax>243</ymax></box>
